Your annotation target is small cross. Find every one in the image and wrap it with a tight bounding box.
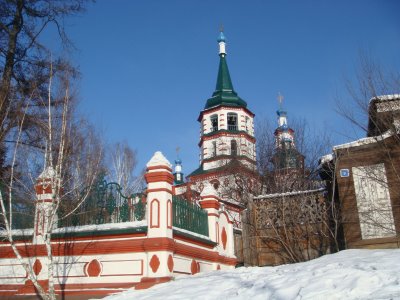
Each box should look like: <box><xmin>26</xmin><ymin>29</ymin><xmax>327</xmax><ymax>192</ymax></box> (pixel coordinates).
<box><xmin>277</xmin><ymin>92</ymin><xmax>284</xmax><ymax>108</ymax></box>
<box><xmin>219</xmin><ymin>24</ymin><xmax>224</xmax><ymax>32</ymax></box>
<box><xmin>176</xmin><ymin>146</ymin><xmax>180</xmax><ymax>157</ymax></box>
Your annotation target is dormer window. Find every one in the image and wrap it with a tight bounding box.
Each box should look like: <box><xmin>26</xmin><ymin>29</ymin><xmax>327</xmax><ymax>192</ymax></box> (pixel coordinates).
<box><xmin>227</xmin><ymin>113</ymin><xmax>238</xmax><ymax>131</ymax></box>
<box><xmin>210</xmin><ymin>114</ymin><xmax>218</xmax><ymax>132</ymax></box>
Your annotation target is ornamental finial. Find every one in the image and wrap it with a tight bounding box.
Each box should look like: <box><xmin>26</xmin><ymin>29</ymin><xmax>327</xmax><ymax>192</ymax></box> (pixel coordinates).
<box><xmin>277</xmin><ymin>92</ymin><xmax>284</xmax><ymax>109</ymax></box>
<box><xmin>218</xmin><ymin>28</ymin><xmax>226</xmax><ymax>55</ymax></box>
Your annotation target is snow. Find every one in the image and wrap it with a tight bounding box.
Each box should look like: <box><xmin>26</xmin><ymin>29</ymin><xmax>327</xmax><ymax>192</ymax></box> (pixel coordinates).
<box><xmin>102</xmin><ymin>249</ymin><xmax>400</xmax><ymax>300</ymax></box>
<box><xmin>0</xmin><ymin>221</ymin><xmax>147</xmax><ymax>237</ymax></box>
<box><xmin>254</xmin><ymin>188</ymin><xmax>325</xmax><ymax>200</ymax></box>
<box><xmin>38</xmin><ymin>165</ymin><xmax>56</xmax><ymax>179</ymax></box>
<box><xmin>370</xmin><ymin>94</ymin><xmax>400</xmax><ymax>102</ymax></box>
<box><xmin>172</xmin><ymin>226</ymin><xmax>213</xmax><ymax>242</ymax></box>
<box><xmin>319</xmin><ymin>153</ymin><xmax>334</xmax><ymax>165</ymax></box>
<box><xmin>146</xmin><ymin>151</ymin><xmax>172</xmax><ymax>169</ymax></box>
<box><xmin>53</xmin><ymin>220</ymin><xmax>147</xmax><ymax>234</ymax></box>
<box><xmin>333</xmin><ymin>129</ymin><xmax>396</xmax><ymax>150</ymax></box>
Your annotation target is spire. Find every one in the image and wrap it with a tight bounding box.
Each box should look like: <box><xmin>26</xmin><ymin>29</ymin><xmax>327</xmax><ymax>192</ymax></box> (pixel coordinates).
<box><xmin>276</xmin><ymin>92</ymin><xmax>288</xmax><ymax>128</ymax></box>
<box><xmin>174</xmin><ymin>147</ymin><xmax>184</xmax><ymax>184</ymax></box>
<box><xmin>204</xmin><ymin>30</ymin><xmax>247</xmax><ymax>110</ymax></box>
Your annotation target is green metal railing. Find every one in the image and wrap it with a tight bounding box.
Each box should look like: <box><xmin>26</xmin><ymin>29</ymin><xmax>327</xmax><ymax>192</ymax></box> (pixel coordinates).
<box><xmin>172</xmin><ymin>196</ymin><xmax>209</xmax><ymax>236</ymax></box>
<box><xmin>59</xmin><ymin>177</ymin><xmax>146</xmax><ymax>227</ymax></box>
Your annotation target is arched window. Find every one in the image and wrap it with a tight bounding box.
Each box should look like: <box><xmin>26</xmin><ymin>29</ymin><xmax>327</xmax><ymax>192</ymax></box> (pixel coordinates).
<box><xmin>231</xmin><ymin>140</ymin><xmax>237</xmax><ymax>156</ymax></box>
<box><xmin>227</xmin><ymin>113</ymin><xmax>238</xmax><ymax>131</ymax></box>
<box><xmin>210</xmin><ymin>114</ymin><xmax>218</xmax><ymax>132</ymax></box>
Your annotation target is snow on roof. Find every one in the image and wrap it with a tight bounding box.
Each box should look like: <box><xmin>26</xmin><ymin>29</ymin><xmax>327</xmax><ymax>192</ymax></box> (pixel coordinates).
<box><xmin>0</xmin><ymin>228</ymin><xmax>34</xmax><ymax>237</ymax></box>
<box><xmin>0</xmin><ymin>221</ymin><xmax>147</xmax><ymax>237</ymax></box>
<box><xmin>370</xmin><ymin>94</ymin><xmax>400</xmax><ymax>103</ymax></box>
<box><xmin>173</xmin><ymin>226</ymin><xmax>213</xmax><ymax>243</ymax></box>
<box><xmin>146</xmin><ymin>151</ymin><xmax>172</xmax><ymax>169</ymax></box>
<box><xmin>333</xmin><ymin>129</ymin><xmax>396</xmax><ymax>150</ymax></box>
<box><xmin>319</xmin><ymin>153</ymin><xmax>334</xmax><ymax>165</ymax></box>
<box><xmin>53</xmin><ymin>220</ymin><xmax>147</xmax><ymax>234</ymax></box>
<box><xmin>254</xmin><ymin>187</ymin><xmax>325</xmax><ymax>200</ymax></box>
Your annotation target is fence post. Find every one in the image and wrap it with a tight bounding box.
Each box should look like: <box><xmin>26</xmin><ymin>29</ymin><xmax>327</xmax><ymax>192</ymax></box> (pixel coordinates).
<box><xmin>140</xmin><ymin>151</ymin><xmax>174</xmax><ymax>287</ymax></box>
<box><xmin>199</xmin><ymin>184</ymin><xmax>220</xmax><ymax>244</ymax></box>
<box><xmin>33</xmin><ymin>166</ymin><xmax>58</xmax><ymax>244</ymax></box>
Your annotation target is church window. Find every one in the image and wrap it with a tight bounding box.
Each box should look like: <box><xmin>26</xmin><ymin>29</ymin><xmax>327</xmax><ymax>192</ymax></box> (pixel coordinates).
<box><xmin>210</xmin><ymin>179</ymin><xmax>220</xmax><ymax>190</ymax></box>
<box><xmin>231</xmin><ymin>140</ymin><xmax>237</xmax><ymax>156</ymax></box>
<box><xmin>212</xmin><ymin>141</ymin><xmax>217</xmax><ymax>157</ymax></box>
<box><xmin>245</xmin><ymin>116</ymin><xmax>250</xmax><ymax>132</ymax></box>
<box><xmin>227</xmin><ymin>113</ymin><xmax>238</xmax><ymax>131</ymax></box>
<box><xmin>210</xmin><ymin>115</ymin><xmax>218</xmax><ymax>132</ymax></box>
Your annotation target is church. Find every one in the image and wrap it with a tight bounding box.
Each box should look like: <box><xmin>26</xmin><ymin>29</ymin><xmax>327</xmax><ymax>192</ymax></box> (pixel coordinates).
<box><xmin>171</xmin><ymin>31</ymin><xmax>315</xmax><ymax>264</ymax></box>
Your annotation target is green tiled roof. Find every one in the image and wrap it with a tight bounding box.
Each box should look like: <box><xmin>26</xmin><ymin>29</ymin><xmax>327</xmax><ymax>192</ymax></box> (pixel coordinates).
<box><xmin>204</xmin><ymin>53</ymin><xmax>247</xmax><ymax>109</ymax></box>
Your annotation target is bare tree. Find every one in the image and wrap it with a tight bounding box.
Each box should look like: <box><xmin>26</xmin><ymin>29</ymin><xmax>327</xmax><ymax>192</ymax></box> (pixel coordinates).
<box><xmin>247</xmin><ymin>189</ymin><xmax>330</xmax><ymax>266</ymax></box>
<box><xmin>241</xmin><ymin>116</ymin><xmax>336</xmax><ymax>266</ymax></box>
<box><xmin>107</xmin><ymin>141</ymin><xmax>143</xmax><ymax>195</ymax></box>
<box><xmin>0</xmin><ymin>0</ymin><xmax>89</xmax><ymax>180</ymax></box>
<box><xmin>0</xmin><ymin>62</ymin><xmax>102</xmax><ymax>300</ymax></box>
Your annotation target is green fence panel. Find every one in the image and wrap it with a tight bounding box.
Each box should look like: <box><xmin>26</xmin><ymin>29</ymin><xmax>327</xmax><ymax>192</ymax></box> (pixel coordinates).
<box><xmin>58</xmin><ymin>177</ymin><xmax>146</xmax><ymax>227</ymax></box>
<box><xmin>172</xmin><ymin>196</ymin><xmax>209</xmax><ymax>236</ymax></box>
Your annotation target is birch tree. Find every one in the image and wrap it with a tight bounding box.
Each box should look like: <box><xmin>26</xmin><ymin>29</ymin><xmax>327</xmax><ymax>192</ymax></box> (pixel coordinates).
<box><xmin>0</xmin><ymin>62</ymin><xmax>102</xmax><ymax>300</ymax></box>
<box><xmin>107</xmin><ymin>141</ymin><xmax>143</xmax><ymax>195</ymax></box>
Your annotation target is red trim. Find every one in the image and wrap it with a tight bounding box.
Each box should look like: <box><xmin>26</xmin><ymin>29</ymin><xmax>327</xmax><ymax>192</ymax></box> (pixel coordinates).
<box><xmin>220</xmin><ymin>211</ymin><xmax>234</xmax><ymax>224</ymax></box>
<box><xmin>174</xmin><ymin>233</ymin><xmax>215</xmax><ymax>249</ymax></box>
<box><xmin>0</xmin><ymin>238</ymin><xmax>236</xmax><ymax>265</ymax></box>
<box><xmin>145</xmin><ymin>172</ymin><xmax>174</xmax><ymax>184</ymax></box>
<box><xmin>0</xmin><ymin>237</ymin><xmax>171</xmax><ymax>258</ymax></box>
<box><xmin>35</xmin><ymin>185</ymin><xmax>53</xmax><ymax>194</ymax></box>
<box><xmin>33</xmin><ymin>259</ymin><xmax>42</xmax><ymax>276</ymax></box>
<box><xmin>200</xmin><ymin>195</ymin><xmax>220</xmax><ymax>200</ymax></box>
<box><xmin>174</xmin><ymin>241</ymin><xmax>236</xmax><ymax>266</ymax></box>
<box><xmin>35</xmin><ymin>199</ymin><xmax>56</xmax><ymax>203</ymax></box>
<box><xmin>142</xmin><ymin>237</ymin><xmax>175</xmax><ymax>252</ymax></box>
<box><xmin>149</xmin><ymin>254</ymin><xmax>160</xmax><ymax>273</ymax></box>
<box><xmin>198</xmin><ymin>105</ymin><xmax>255</xmax><ymax>122</ymax></box>
<box><xmin>216</xmin><ymin>222</ymin><xmax>219</xmax><ymax>244</ymax></box>
<box><xmin>167</xmin><ymin>254</ymin><xmax>174</xmax><ymax>272</ymax></box>
<box><xmin>199</xmin><ymin>199</ymin><xmax>220</xmax><ymax>210</ymax></box>
<box><xmin>150</xmin><ymin>199</ymin><xmax>160</xmax><ymax>228</ymax></box>
<box><xmin>167</xmin><ymin>200</ymin><xmax>172</xmax><ymax>229</ymax></box>
<box><xmin>135</xmin><ymin>276</ymin><xmax>172</xmax><ymax>290</ymax></box>
<box><xmin>221</xmin><ymin>227</ymin><xmax>227</xmax><ymax>250</ymax></box>
<box><xmin>198</xmin><ymin>131</ymin><xmax>255</xmax><ymax>147</ymax></box>
<box><xmin>208</xmin><ymin>213</ymin><xmax>219</xmax><ymax>218</ymax></box>
<box><xmin>0</xmin><ymin>282</ymin><xmax>144</xmax><ymax>297</ymax></box>
<box><xmin>146</xmin><ymin>165</ymin><xmax>172</xmax><ymax>172</ymax></box>
<box><xmin>147</xmin><ymin>188</ymin><xmax>172</xmax><ymax>194</ymax></box>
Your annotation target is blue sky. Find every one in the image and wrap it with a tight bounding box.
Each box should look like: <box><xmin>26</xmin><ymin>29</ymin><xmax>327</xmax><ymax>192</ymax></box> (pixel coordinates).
<box><xmin>53</xmin><ymin>0</ymin><xmax>400</xmax><ymax>175</ymax></box>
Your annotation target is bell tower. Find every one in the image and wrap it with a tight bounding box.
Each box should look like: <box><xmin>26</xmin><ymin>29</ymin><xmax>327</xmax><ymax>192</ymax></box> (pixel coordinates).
<box><xmin>193</xmin><ymin>30</ymin><xmax>256</xmax><ymax>174</ymax></box>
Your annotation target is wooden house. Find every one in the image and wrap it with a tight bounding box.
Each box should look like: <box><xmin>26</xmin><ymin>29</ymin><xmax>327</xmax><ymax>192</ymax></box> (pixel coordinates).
<box><xmin>320</xmin><ymin>94</ymin><xmax>400</xmax><ymax>249</ymax></box>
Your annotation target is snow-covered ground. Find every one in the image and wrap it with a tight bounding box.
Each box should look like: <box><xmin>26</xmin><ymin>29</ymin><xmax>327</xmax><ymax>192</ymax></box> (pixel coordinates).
<box><xmin>103</xmin><ymin>249</ymin><xmax>400</xmax><ymax>300</ymax></box>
